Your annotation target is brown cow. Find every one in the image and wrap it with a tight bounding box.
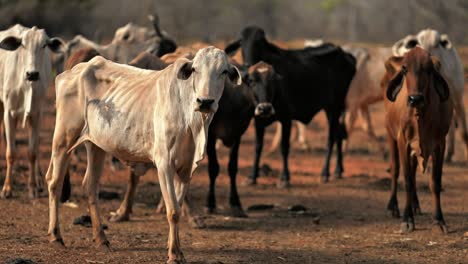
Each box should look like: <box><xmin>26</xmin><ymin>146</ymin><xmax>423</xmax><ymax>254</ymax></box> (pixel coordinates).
<box><xmin>64</xmin><ymin>48</ymin><xmax>99</xmax><ymax>71</ymax></box>
<box><xmin>383</xmin><ymin>47</ymin><xmax>452</xmax><ymax>233</ymax></box>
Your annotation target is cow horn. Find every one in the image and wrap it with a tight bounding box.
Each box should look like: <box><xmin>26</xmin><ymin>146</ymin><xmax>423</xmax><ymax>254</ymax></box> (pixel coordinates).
<box><xmin>148</xmin><ymin>13</ymin><xmax>163</xmax><ymax>38</ymax></box>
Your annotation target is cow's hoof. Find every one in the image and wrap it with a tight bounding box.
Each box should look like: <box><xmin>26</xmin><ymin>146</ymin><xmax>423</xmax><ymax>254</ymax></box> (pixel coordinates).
<box><xmin>96</xmin><ymin>240</ymin><xmax>112</xmax><ymax>252</ymax></box>
<box><xmin>444</xmin><ymin>156</ymin><xmax>453</xmax><ymax>163</ymax></box>
<box><xmin>277</xmin><ymin>180</ymin><xmax>290</xmax><ymax>189</ymax></box>
<box><xmin>167</xmin><ymin>257</ymin><xmax>186</xmax><ymax>264</ymax></box>
<box><xmin>28</xmin><ymin>187</ymin><xmax>40</xmax><ymax>199</ymax></box>
<box><xmin>320</xmin><ymin>176</ymin><xmax>329</xmax><ymax>184</ymax></box>
<box><xmin>387</xmin><ymin>208</ymin><xmax>400</xmax><ymax>218</ymax></box>
<box><xmin>50</xmin><ymin>238</ymin><xmax>66</xmax><ymax>249</ymax></box>
<box><xmin>333</xmin><ymin>171</ymin><xmax>343</xmax><ymax>180</ymax></box>
<box><xmin>188</xmin><ymin>215</ymin><xmax>206</xmax><ymax>229</ymax></box>
<box><xmin>230</xmin><ymin>206</ymin><xmax>248</xmax><ymax>218</ymax></box>
<box><xmin>0</xmin><ymin>189</ymin><xmax>12</xmax><ymax>199</ymax></box>
<box><xmin>109</xmin><ymin>212</ymin><xmax>130</xmax><ymax>222</ymax></box>
<box><xmin>204</xmin><ymin>207</ymin><xmax>217</xmax><ymax>214</ymax></box>
<box><xmin>413</xmin><ymin>206</ymin><xmax>422</xmax><ymax>215</ymax></box>
<box><xmin>399</xmin><ymin>220</ymin><xmax>415</xmax><ymax>234</ymax></box>
<box><xmin>432</xmin><ymin>221</ymin><xmax>449</xmax><ymax>234</ymax></box>
<box><xmin>156</xmin><ymin>203</ymin><xmax>166</xmax><ymax>214</ymax></box>
<box><xmin>243</xmin><ymin>178</ymin><xmax>257</xmax><ymax>186</ymax></box>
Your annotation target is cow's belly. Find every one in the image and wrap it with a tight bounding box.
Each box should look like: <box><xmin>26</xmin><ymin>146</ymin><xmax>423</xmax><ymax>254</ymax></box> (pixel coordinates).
<box><xmin>85</xmin><ymin>101</ymin><xmax>154</xmax><ymax>162</ymax></box>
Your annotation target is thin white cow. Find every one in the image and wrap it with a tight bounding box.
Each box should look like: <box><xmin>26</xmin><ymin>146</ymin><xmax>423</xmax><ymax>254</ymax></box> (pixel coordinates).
<box><xmin>0</xmin><ymin>24</ymin><xmax>64</xmax><ymax>199</ymax></box>
<box><xmin>46</xmin><ymin>47</ymin><xmax>241</xmax><ymax>263</ymax></box>
<box><xmin>392</xmin><ymin>29</ymin><xmax>467</xmax><ymax>162</ymax></box>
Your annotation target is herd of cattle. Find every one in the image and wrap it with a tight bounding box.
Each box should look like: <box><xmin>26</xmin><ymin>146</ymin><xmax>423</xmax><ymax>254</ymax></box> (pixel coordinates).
<box><xmin>0</xmin><ymin>14</ymin><xmax>465</xmax><ymax>263</ymax></box>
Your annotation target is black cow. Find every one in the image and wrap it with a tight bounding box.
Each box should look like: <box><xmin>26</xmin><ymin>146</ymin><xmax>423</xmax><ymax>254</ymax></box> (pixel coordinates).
<box><xmin>225</xmin><ymin>26</ymin><xmax>356</xmax><ymax>186</ymax></box>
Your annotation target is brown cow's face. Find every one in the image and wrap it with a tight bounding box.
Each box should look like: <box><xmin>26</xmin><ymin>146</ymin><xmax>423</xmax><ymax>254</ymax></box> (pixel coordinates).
<box><xmin>385</xmin><ymin>47</ymin><xmax>449</xmax><ymax>110</ymax></box>
<box><xmin>246</xmin><ymin>62</ymin><xmax>279</xmax><ymax>118</ymax></box>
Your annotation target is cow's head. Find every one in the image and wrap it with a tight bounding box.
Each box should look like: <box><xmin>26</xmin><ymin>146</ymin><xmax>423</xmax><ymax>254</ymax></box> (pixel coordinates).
<box><xmin>177</xmin><ymin>46</ymin><xmax>241</xmax><ymax>113</ymax></box>
<box><xmin>0</xmin><ymin>25</ymin><xmax>64</xmax><ymax>126</ymax></box>
<box><xmin>225</xmin><ymin>26</ymin><xmax>271</xmax><ymax>67</ymax></box>
<box><xmin>384</xmin><ymin>47</ymin><xmax>449</xmax><ymax>110</ymax></box>
<box><xmin>392</xmin><ymin>29</ymin><xmax>453</xmax><ymax>57</ymax></box>
<box><xmin>245</xmin><ymin>61</ymin><xmax>280</xmax><ymax>118</ymax></box>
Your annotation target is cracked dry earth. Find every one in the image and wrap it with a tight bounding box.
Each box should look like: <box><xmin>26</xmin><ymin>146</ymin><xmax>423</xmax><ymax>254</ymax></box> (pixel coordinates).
<box><xmin>1</xmin><ymin>64</ymin><xmax>468</xmax><ymax>264</ymax></box>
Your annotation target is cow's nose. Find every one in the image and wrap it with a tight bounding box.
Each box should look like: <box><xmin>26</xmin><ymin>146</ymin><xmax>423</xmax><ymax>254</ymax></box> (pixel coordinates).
<box><xmin>255</xmin><ymin>103</ymin><xmax>275</xmax><ymax>117</ymax></box>
<box><xmin>196</xmin><ymin>98</ymin><xmax>215</xmax><ymax>112</ymax></box>
<box><xmin>408</xmin><ymin>94</ymin><xmax>424</xmax><ymax>107</ymax></box>
<box><xmin>26</xmin><ymin>71</ymin><xmax>40</xmax><ymax>81</ymax></box>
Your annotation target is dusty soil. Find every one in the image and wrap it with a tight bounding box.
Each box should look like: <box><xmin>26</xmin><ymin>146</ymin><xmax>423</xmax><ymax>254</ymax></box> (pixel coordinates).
<box><xmin>1</xmin><ymin>60</ymin><xmax>467</xmax><ymax>264</ymax></box>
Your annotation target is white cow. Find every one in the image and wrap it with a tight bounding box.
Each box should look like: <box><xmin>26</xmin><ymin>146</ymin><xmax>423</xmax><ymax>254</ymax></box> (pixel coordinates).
<box><xmin>392</xmin><ymin>29</ymin><xmax>467</xmax><ymax>162</ymax></box>
<box><xmin>0</xmin><ymin>24</ymin><xmax>64</xmax><ymax>199</ymax></box>
<box><xmin>46</xmin><ymin>47</ymin><xmax>241</xmax><ymax>263</ymax></box>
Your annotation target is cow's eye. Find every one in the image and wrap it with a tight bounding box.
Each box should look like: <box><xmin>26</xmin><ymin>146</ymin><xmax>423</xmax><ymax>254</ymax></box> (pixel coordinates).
<box><xmin>221</xmin><ymin>70</ymin><xmax>228</xmax><ymax>75</ymax></box>
<box><xmin>123</xmin><ymin>33</ymin><xmax>130</xmax><ymax>40</ymax></box>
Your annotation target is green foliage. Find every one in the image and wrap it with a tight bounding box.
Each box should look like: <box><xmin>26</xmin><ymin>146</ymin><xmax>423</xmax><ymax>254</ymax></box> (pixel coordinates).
<box><xmin>319</xmin><ymin>0</ymin><xmax>345</xmax><ymax>12</ymax></box>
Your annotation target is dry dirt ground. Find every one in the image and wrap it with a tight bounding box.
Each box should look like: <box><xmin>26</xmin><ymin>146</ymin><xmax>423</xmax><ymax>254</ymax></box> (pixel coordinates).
<box><xmin>0</xmin><ymin>59</ymin><xmax>467</xmax><ymax>264</ymax></box>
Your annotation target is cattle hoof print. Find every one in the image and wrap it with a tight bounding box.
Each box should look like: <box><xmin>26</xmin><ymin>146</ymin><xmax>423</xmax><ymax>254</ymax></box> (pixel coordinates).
<box><xmin>399</xmin><ymin>221</ymin><xmax>415</xmax><ymax>234</ymax></box>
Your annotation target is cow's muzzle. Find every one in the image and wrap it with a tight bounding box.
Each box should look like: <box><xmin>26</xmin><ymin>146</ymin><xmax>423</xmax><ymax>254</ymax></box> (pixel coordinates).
<box><xmin>408</xmin><ymin>94</ymin><xmax>424</xmax><ymax>107</ymax></box>
<box><xmin>255</xmin><ymin>103</ymin><xmax>275</xmax><ymax>117</ymax></box>
<box><xmin>196</xmin><ymin>98</ymin><xmax>215</xmax><ymax>113</ymax></box>
<box><xmin>26</xmin><ymin>71</ymin><xmax>40</xmax><ymax>82</ymax></box>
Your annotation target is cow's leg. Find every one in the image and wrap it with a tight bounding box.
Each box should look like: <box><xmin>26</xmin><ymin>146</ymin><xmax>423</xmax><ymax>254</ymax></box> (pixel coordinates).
<box><xmin>206</xmin><ymin>135</ymin><xmax>219</xmax><ymax>214</ymax></box>
<box><xmin>344</xmin><ymin>106</ymin><xmax>358</xmax><ymax>153</ymax></box>
<box><xmin>177</xmin><ymin>179</ymin><xmax>204</xmax><ymax>229</ymax></box>
<box><xmin>27</xmin><ymin>113</ymin><xmax>42</xmax><ymax>198</ymax></box>
<box><xmin>267</xmin><ymin>122</ymin><xmax>281</xmax><ymax>154</ymax></box>
<box><xmin>157</xmin><ymin>162</ymin><xmax>185</xmax><ymax>264</ymax></box>
<box><xmin>362</xmin><ymin>106</ymin><xmax>387</xmax><ymax>159</ymax></box>
<box><xmin>109</xmin><ymin>165</ymin><xmax>141</xmax><ymax>222</ymax></box>
<box><xmin>47</xmin><ymin>101</ymin><xmax>83</xmax><ymax>246</ymax></box>
<box><xmin>452</xmin><ymin>92</ymin><xmax>468</xmax><ymax>161</ymax></box>
<box><xmin>82</xmin><ymin>142</ymin><xmax>109</xmax><ymax>249</ymax></box>
<box><xmin>47</xmin><ymin>133</ymin><xmax>74</xmax><ymax>246</ymax></box>
<box><xmin>296</xmin><ymin>122</ymin><xmax>310</xmax><ymax>151</ymax></box>
<box><xmin>445</xmin><ymin>120</ymin><xmax>455</xmax><ymax>163</ymax></box>
<box><xmin>334</xmin><ymin>115</ymin><xmax>346</xmax><ymax>179</ymax></box>
<box><xmin>227</xmin><ymin>137</ymin><xmax>247</xmax><ymax>217</ymax></box>
<box><xmin>1</xmin><ymin>112</ymin><xmax>17</xmax><ymax>199</ymax></box>
<box><xmin>247</xmin><ymin>120</ymin><xmax>265</xmax><ymax>185</ymax></box>
<box><xmin>431</xmin><ymin>143</ymin><xmax>448</xmax><ymax>234</ymax></box>
<box><xmin>278</xmin><ymin>119</ymin><xmax>291</xmax><ymax>188</ymax></box>
<box><xmin>386</xmin><ymin>137</ymin><xmax>400</xmax><ymax>218</ymax></box>
<box><xmin>399</xmin><ymin>142</ymin><xmax>416</xmax><ymax>233</ymax></box>
<box><xmin>321</xmin><ymin>113</ymin><xmax>337</xmax><ymax>183</ymax></box>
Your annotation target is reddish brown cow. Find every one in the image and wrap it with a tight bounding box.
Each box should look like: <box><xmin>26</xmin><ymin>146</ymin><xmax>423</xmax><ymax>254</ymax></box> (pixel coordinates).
<box><xmin>64</xmin><ymin>48</ymin><xmax>99</xmax><ymax>71</ymax></box>
<box><xmin>383</xmin><ymin>47</ymin><xmax>452</xmax><ymax>233</ymax></box>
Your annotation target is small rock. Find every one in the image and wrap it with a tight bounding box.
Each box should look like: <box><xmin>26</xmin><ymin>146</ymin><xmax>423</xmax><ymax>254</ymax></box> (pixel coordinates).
<box><xmin>247</xmin><ymin>204</ymin><xmax>275</xmax><ymax>211</ymax></box>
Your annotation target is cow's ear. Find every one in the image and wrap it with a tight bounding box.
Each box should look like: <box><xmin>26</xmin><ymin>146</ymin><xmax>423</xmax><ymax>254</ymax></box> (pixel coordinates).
<box><xmin>224</xmin><ymin>39</ymin><xmax>241</xmax><ymax>57</ymax></box>
<box><xmin>385</xmin><ymin>56</ymin><xmax>405</xmax><ymax>102</ymax></box>
<box><xmin>46</xmin><ymin>37</ymin><xmax>65</xmax><ymax>53</ymax></box>
<box><xmin>177</xmin><ymin>60</ymin><xmax>193</xmax><ymax>80</ymax></box>
<box><xmin>431</xmin><ymin>56</ymin><xmax>449</xmax><ymax>102</ymax></box>
<box><xmin>227</xmin><ymin>64</ymin><xmax>242</xmax><ymax>86</ymax></box>
<box><xmin>440</xmin><ymin>34</ymin><xmax>452</xmax><ymax>49</ymax></box>
<box><xmin>0</xmin><ymin>36</ymin><xmax>22</xmax><ymax>51</ymax></box>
